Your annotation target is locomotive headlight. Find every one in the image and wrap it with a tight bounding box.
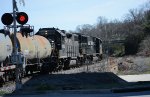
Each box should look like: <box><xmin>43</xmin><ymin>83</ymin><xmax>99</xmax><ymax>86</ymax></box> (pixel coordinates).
<box><xmin>45</xmin><ymin>31</ymin><xmax>48</xmax><ymax>35</ymax></box>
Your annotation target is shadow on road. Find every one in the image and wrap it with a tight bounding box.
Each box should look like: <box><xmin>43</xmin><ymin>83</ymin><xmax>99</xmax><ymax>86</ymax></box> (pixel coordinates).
<box><xmin>2</xmin><ymin>72</ymin><xmax>150</xmax><ymax>96</ymax></box>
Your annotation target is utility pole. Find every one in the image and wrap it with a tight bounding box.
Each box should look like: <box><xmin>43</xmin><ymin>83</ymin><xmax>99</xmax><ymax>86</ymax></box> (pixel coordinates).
<box><xmin>1</xmin><ymin>0</ymin><xmax>29</xmax><ymax>90</ymax></box>
<box><xmin>12</xmin><ymin>0</ymin><xmax>22</xmax><ymax>90</ymax></box>
<box><xmin>105</xmin><ymin>25</ymin><xmax>109</xmax><ymax>71</ymax></box>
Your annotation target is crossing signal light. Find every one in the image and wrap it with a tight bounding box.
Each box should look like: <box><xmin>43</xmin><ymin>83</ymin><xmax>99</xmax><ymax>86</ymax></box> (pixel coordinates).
<box><xmin>1</xmin><ymin>12</ymin><xmax>28</xmax><ymax>25</ymax></box>
<box><xmin>1</xmin><ymin>13</ymin><xmax>13</xmax><ymax>25</ymax></box>
<box><xmin>16</xmin><ymin>12</ymin><xmax>28</xmax><ymax>25</ymax></box>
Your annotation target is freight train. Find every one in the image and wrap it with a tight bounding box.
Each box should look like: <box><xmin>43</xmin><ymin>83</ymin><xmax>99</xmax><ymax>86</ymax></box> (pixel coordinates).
<box><xmin>0</xmin><ymin>27</ymin><xmax>102</xmax><ymax>85</ymax></box>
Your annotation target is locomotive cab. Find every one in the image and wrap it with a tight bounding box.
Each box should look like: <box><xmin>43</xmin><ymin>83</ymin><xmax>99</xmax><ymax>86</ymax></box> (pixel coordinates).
<box><xmin>36</xmin><ymin>28</ymin><xmax>69</xmax><ymax>70</ymax></box>
<box><xmin>37</xmin><ymin>28</ymin><xmax>64</xmax><ymax>50</ymax></box>
<box><xmin>77</xmin><ymin>34</ymin><xmax>88</xmax><ymax>55</ymax></box>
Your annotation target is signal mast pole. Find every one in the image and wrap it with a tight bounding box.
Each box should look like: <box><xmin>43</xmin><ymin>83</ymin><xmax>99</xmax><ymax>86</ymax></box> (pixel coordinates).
<box><xmin>12</xmin><ymin>0</ymin><xmax>22</xmax><ymax>90</ymax></box>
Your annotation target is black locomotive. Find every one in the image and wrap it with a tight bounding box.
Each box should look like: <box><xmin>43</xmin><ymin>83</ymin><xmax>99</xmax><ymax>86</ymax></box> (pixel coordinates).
<box><xmin>36</xmin><ymin>27</ymin><xmax>102</xmax><ymax>72</ymax></box>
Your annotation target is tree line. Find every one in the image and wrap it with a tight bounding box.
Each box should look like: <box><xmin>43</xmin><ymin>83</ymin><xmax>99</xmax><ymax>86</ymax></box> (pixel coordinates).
<box><xmin>70</xmin><ymin>1</ymin><xmax>150</xmax><ymax>56</ymax></box>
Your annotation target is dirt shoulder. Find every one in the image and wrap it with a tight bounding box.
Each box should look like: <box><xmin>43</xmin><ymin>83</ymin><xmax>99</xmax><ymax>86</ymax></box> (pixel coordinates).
<box><xmin>117</xmin><ymin>56</ymin><xmax>150</xmax><ymax>75</ymax></box>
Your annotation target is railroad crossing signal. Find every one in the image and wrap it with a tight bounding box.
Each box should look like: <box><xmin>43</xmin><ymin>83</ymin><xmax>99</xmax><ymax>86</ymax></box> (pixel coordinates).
<box><xmin>1</xmin><ymin>12</ymin><xmax>28</xmax><ymax>25</ymax></box>
<box><xmin>16</xmin><ymin>12</ymin><xmax>28</xmax><ymax>25</ymax></box>
<box><xmin>1</xmin><ymin>13</ymin><xmax>13</xmax><ymax>25</ymax></box>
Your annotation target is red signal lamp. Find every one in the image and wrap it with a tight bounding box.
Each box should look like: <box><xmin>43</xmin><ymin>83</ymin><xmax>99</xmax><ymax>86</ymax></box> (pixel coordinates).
<box><xmin>16</xmin><ymin>12</ymin><xmax>28</xmax><ymax>25</ymax></box>
<box><xmin>1</xmin><ymin>13</ymin><xmax>13</xmax><ymax>25</ymax></box>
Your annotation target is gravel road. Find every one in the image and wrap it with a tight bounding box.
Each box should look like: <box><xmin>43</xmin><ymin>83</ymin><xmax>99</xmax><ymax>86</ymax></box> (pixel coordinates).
<box><xmin>0</xmin><ymin>77</ymin><xmax>31</xmax><ymax>94</ymax></box>
<box><xmin>119</xmin><ymin>74</ymin><xmax>150</xmax><ymax>82</ymax></box>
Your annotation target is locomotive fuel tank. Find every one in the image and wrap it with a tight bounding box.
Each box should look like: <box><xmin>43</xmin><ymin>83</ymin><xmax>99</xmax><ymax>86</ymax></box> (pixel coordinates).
<box><xmin>16</xmin><ymin>33</ymin><xmax>52</xmax><ymax>59</ymax></box>
<box><xmin>0</xmin><ymin>33</ymin><xmax>13</xmax><ymax>62</ymax></box>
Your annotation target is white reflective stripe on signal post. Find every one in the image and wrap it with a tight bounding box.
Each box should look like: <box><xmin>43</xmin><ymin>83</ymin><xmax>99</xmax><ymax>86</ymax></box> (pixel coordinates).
<box><xmin>0</xmin><ymin>65</ymin><xmax>16</xmax><ymax>71</ymax></box>
<box><xmin>12</xmin><ymin>0</ymin><xmax>22</xmax><ymax>90</ymax></box>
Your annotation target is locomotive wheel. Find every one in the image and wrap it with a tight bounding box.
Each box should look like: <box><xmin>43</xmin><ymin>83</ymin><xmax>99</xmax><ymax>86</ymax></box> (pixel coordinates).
<box><xmin>76</xmin><ymin>57</ymin><xmax>80</xmax><ymax>67</ymax></box>
<box><xmin>25</xmin><ymin>66</ymin><xmax>29</xmax><ymax>75</ymax></box>
<box><xmin>63</xmin><ymin>59</ymin><xmax>70</xmax><ymax>70</ymax></box>
<box><xmin>64</xmin><ymin>57</ymin><xmax>71</xmax><ymax>70</ymax></box>
<box><xmin>40</xmin><ymin>63</ymin><xmax>50</xmax><ymax>74</ymax></box>
<box><xmin>30</xmin><ymin>70</ymin><xmax>33</xmax><ymax>74</ymax></box>
<box><xmin>77</xmin><ymin>57</ymin><xmax>83</xmax><ymax>66</ymax></box>
<box><xmin>50</xmin><ymin>61</ymin><xmax>58</xmax><ymax>72</ymax></box>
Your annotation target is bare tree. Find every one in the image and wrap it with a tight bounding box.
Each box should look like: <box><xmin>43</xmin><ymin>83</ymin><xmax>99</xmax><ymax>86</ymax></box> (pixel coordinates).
<box><xmin>19</xmin><ymin>0</ymin><xmax>25</xmax><ymax>6</ymax></box>
<box><xmin>139</xmin><ymin>36</ymin><xmax>150</xmax><ymax>56</ymax></box>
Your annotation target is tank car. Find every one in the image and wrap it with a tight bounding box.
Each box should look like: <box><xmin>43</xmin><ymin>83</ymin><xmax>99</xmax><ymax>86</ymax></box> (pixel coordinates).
<box><xmin>0</xmin><ymin>28</ymin><xmax>52</xmax><ymax>83</ymax></box>
<box><xmin>16</xmin><ymin>33</ymin><xmax>52</xmax><ymax>74</ymax></box>
<box><xmin>0</xmin><ymin>30</ymin><xmax>13</xmax><ymax>84</ymax></box>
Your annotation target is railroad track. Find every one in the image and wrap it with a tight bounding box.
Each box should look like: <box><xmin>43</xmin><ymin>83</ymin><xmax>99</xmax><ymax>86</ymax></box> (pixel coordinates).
<box><xmin>0</xmin><ymin>58</ymin><xmax>118</xmax><ymax>89</ymax></box>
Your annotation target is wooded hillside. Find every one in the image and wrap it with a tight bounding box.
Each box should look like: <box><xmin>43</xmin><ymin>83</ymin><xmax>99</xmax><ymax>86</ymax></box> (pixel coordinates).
<box><xmin>71</xmin><ymin>1</ymin><xmax>150</xmax><ymax>56</ymax></box>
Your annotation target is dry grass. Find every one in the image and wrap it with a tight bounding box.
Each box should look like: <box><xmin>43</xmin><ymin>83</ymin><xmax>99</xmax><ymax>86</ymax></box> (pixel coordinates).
<box><xmin>117</xmin><ymin>56</ymin><xmax>150</xmax><ymax>75</ymax></box>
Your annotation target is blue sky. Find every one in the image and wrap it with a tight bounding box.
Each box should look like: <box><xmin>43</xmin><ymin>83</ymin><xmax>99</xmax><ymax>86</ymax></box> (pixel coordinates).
<box><xmin>0</xmin><ymin>0</ymin><xmax>148</xmax><ymax>32</ymax></box>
